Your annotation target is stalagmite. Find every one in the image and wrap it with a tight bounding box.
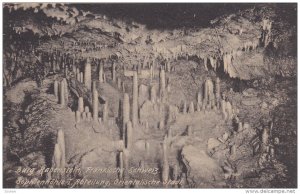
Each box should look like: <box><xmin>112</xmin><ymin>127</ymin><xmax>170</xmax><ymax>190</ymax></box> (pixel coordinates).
<box><xmin>132</xmin><ymin>71</ymin><xmax>138</xmax><ymax>128</ymax></box>
<box><xmin>57</xmin><ymin>129</ymin><xmax>65</xmax><ymax>168</ymax></box>
<box><xmin>60</xmin><ymin>81</ymin><xmax>65</xmax><ymax>106</ymax></box>
<box><xmin>99</xmin><ymin>63</ymin><xmax>104</xmax><ymax>83</ymax></box>
<box><xmin>123</xmin><ymin>93</ymin><xmax>130</xmax><ymax>130</ymax></box>
<box><xmin>78</xmin><ymin>97</ymin><xmax>84</xmax><ymax>112</ymax></box>
<box><xmin>84</xmin><ymin>58</ymin><xmax>92</xmax><ymax>90</ymax></box>
<box><xmin>92</xmin><ymin>90</ymin><xmax>98</xmax><ymax>122</ymax></box>
<box><xmin>125</xmin><ymin>121</ymin><xmax>133</xmax><ymax>149</ymax></box>
<box><xmin>188</xmin><ymin>101</ymin><xmax>194</xmax><ymax>114</ymax></box>
<box><xmin>103</xmin><ymin>102</ymin><xmax>108</xmax><ymax>123</ymax></box>
<box><xmin>150</xmin><ymin>86</ymin><xmax>156</xmax><ymax>103</ymax></box>
<box><xmin>112</xmin><ymin>62</ymin><xmax>116</xmax><ymax>82</ymax></box>
<box><xmin>54</xmin><ymin>80</ymin><xmax>59</xmax><ymax>102</ymax></box>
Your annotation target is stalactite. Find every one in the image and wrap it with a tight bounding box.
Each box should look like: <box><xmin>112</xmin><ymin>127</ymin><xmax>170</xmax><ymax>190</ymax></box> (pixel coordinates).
<box><xmin>132</xmin><ymin>71</ymin><xmax>138</xmax><ymax>128</ymax></box>
<box><xmin>84</xmin><ymin>58</ymin><xmax>92</xmax><ymax>90</ymax></box>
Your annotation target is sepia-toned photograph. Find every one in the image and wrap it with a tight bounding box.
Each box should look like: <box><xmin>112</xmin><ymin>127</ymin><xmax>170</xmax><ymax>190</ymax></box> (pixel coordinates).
<box><xmin>2</xmin><ymin>2</ymin><xmax>297</xmax><ymax>189</ymax></box>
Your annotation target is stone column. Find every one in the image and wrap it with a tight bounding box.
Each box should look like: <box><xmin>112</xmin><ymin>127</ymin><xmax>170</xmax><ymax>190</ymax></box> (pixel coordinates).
<box><xmin>78</xmin><ymin>97</ymin><xmax>84</xmax><ymax>112</ymax></box>
<box><xmin>103</xmin><ymin>102</ymin><xmax>108</xmax><ymax>123</ymax></box>
<box><xmin>84</xmin><ymin>58</ymin><xmax>92</xmax><ymax>90</ymax></box>
<box><xmin>75</xmin><ymin>111</ymin><xmax>81</xmax><ymax>123</ymax></box>
<box><xmin>54</xmin><ymin>80</ymin><xmax>59</xmax><ymax>102</ymax></box>
<box><xmin>57</xmin><ymin>129</ymin><xmax>65</xmax><ymax>168</ymax></box>
<box><xmin>92</xmin><ymin>90</ymin><xmax>99</xmax><ymax>122</ymax></box>
<box><xmin>215</xmin><ymin>77</ymin><xmax>220</xmax><ymax>108</ymax></box>
<box><xmin>80</xmin><ymin>72</ymin><xmax>83</xmax><ymax>83</ymax></box>
<box><xmin>60</xmin><ymin>81</ymin><xmax>65</xmax><ymax>106</ymax></box>
<box><xmin>150</xmin><ymin>86</ymin><xmax>156</xmax><ymax>103</ymax></box>
<box><xmin>160</xmin><ymin>68</ymin><xmax>166</xmax><ymax>102</ymax></box>
<box><xmin>53</xmin><ymin>144</ymin><xmax>62</xmax><ymax>168</ymax></box>
<box><xmin>112</xmin><ymin>62</ymin><xmax>116</xmax><ymax>82</ymax></box>
<box><xmin>132</xmin><ymin>71</ymin><xmax>138</xmax><ymax>128</ymax></box>
<box><xmin>197</xmin><ymin>91</ymin><xmax>202</xmax><ymax>106</ymax></box>
<box><xmin>99</xmin><ymin>63</ymin><xmax>104</xmax><ymax>83</ymax></box>
<box><xmin>162</xmin><ymin>135</ymin><xmax>169</xmax><ymax>185</ymax></box>
<box><xmin>182</xmin><ymin>101</ymin><xmax>187</xmax><ymax>114</ymax></box>
<box><xmin>188</xmin><ymin>102</ymin><xmax>195</xmax><ymax>114</ymax></box>
<box><xmin>76</xmin><ymin>68</ymin><xmax>80</xmax><ymax>82</ymax></box>
<box><xmin>123</xmin><ymin>93</ymin><xmax>130</xmax><ymax>130</ymax></box>
<box><xmin>63</xmin><ymin>78</ymin><xmax>68</xmax><ymax>104</ymax></box>
<box><xmin>119</xmin><ymin>152</ymin><xmax>124</xmax><ymax>179</ymax></box>
<box><xmin>125</xmin><ymin>121</ymin><xmax>133</xmax><ymax>150</ymax></box>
